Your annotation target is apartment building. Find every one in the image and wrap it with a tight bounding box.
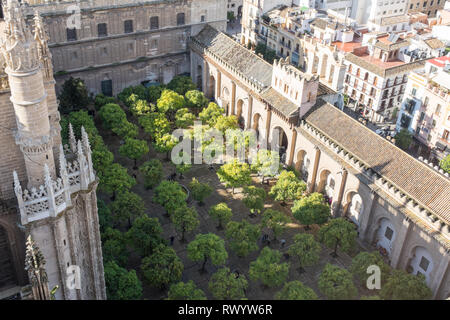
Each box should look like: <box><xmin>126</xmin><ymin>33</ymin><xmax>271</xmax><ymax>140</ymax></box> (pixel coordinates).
<box><xmin>396</xmin><ymin>56</ymin><xmax>450</xmax><ymax>162</ymax></box>
<box><xmin>408</xmin><ymin>0</ymin><xmax>447</xmax><ymax>17</ymax></box>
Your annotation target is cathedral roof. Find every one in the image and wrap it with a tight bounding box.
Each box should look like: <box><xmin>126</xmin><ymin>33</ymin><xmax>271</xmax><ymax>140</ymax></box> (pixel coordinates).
<box><xmin>192</xmin><ymin>25</ymin><xmax>273</xmax><ymax>88</ymax></box>
<box><xmin>304</xmin><ymin>100</ymin><xmax>450</xmax><ymax>225</ymax></box>
<box><xmin>260</xmin><ymin>87</ymin><xmax>299</xmax><ymax>118</ymax></box>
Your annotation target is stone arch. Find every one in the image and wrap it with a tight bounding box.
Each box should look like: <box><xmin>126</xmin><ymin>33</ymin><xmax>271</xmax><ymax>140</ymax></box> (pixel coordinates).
<box><xmin>312</xmin><ymin>55</ymin><xmax>320</xmax><ymax>74</ymax></box>
<box><xmin>343</xmin><ymin>191</ymin><xmax>364</xmax><ymax>226</ymax></box>
<box><xmin>272</xmin><ymin>126</ymin><xmax>289</xmax><ymax>162</ymax></box>
<box><xmin>407</xmin><ymin>246</ymin><xmax>434</xmax><ymax>285</ymax></box>
<box><xmin>207</xmin><ymin>74</ymin><xmax>215</xmax><ymax>99</ymax></box>
<box><xmin>252</xmin><ymin>113</ymin><xmax>263</xmax><ymax>141</ymax></box>
<box><xmin>317</xmin><ymin>169</ymin><xmax>335</xmax><ymax>200</ymax></box>
<box><xmin>236</xmin><ymin>98</ymin><xmax>245</xmax><ymax>127</ymax></box>
<box><xmin>295</xmin><ymin>150</ymin><xmax>310</xmax><ymax>181</ymax></box>
<box><xmin>0</xmin><ymin>221</ymin><xmax>18</xmax><ymax>290</ymax></box>
<box><xmin>373</xmin><ymin>217</ymin><xmax>396</xmax><ymax>257</ymax></box>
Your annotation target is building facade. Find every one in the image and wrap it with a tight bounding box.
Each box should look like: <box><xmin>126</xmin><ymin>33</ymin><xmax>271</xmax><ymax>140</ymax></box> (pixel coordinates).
<box><xmin>408</xmin><ymin>0</ymin><xmax>446</xmax><ymax>17</ymax></box>
<box><xmin>0</xmin><ymin>0</ymin><xmax>105</xmax><ymax>300</ymax></box>
<box><xmin>396</xmin><ymin>56</ymin><xmax>450</xmax><ymax>163</ymax></box>
<box><xmin>14</xmin><ymin>0</ymin><xmax>227</xmax><ymax>97</ymax></box>
<box><xmin>190</xmin><ymin>25</ymin><xmax>450</xmax><ymax>299</ymax></box>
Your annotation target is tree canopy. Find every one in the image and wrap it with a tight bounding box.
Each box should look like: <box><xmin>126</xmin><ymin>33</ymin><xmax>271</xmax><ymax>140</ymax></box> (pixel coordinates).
<box><xmin>199</xmin><ymin>102</ymin><xmax>224</xmax><ymax>126</ymax></box>
<box><xmin>440</xmin><ymin>154</ymin><xmax>450</xmax><ymax>174</ymax></box>
<box><xmin>380</xmin><ymin>270</ymin><xmax>432</xmax><ymax>300</ymax></box>
<box><xmin>141</xmin><ymin>244</ymin><xmax>184</xmax><ymax>289</ymax></box>
<box><xmin>208</xmin><ymin>202</ymin><xmax>233</xmax><ymax>229</ymax></box>
<box><xmin>167</xmin><ymin>75</ymin><xmax>197</xmax><ymax>95</ymax></box>
<box><xmin>119</xmin><ymin>138</ymin><xmax>149</xmax><ymax>168</ymax></box>
<box><xmin>187</xmin><ymin>233</ymin><xmax>228</xmax><ymax>272</ymax></box>
<box><xmin>109</xmin><ymin>190</ymin><xmax>145</xmax><ymax>227</ymax></box>
<box><xmin>139</xmin><ymin>159</ymin><xmax>163</xmax><ymax>189</ymax></box>
<box><xmin>269</xmin><ymin>170</ymin><xmax>306</xmax><ymax>204</ymax></box>
<box><xmin>104</xmin><ymin>260</ymin><xmax>142</xmax><ymax>300</ymax></box>
<box><xmin>153</xmin><ymin>180</ymin><xmax>187</xmax><ymax>215</ymax></box>
<box><xmin>217</xmin><ymin>160</ymin><xmax>252</xmax><ymax>193</ymax></box>
<box><xmin>292</xmin><ymin>192</ymin><xmax>330</xmax><ymax>229</ymax></box>
<box><xmin>243</xmin><ymin>186</ymin><xmax>266</xmax><ymax>215</ymax></box>
<box><xmin>261</xmin><ymin>209</ymin><xmax>290</xmax><ymax>240</ymax></box>
<box><xmin>214</xmin><ymin>115</ymin><xmax>239</xmax><ymax>134</ymax></box>
<box><xmin>125</xmin><ymin>215</ymin><xmax>165</xmax><ymax>256</ymax></box>
<box><xmin>156</xmin><ymin>89</ymin><xmax>185</xmax><ymax>115</ymax></box>
<box><xmin>209</xmin><ymin>267</ymin><xmax>248</xmax><ymax>300</ymax></box>
<box><xmin>189</xmin><ymin>178</ymin><xmax>213</xmax><ymax>205</ymax></box>
<box><xmin>249</xmin><ymin>247</ymin><xmax>290</xmax><ymax>288</ymax></box>
<box><xmin>251</xmin><ymin>149</ymin><xmax>281</xmax><ymax>183</ymax></box>
<box><xmin>275</xmin><ymin>281</ymin><xmax>318</xmax><ymax>300</ymax></box>
<box><xmin>58</xmin><ymin>77</ymin><xmax>90</xmax><ymax>114</ymax></box>
<box><xmin>175</xmin><ymin>108</ymin><xmax>196</xmax><ymax>128</ymax></box>
<box><xmin>171</xmin><ymin>205</ymin><xmax>200</xmax><ymax>241</ymax></box>
<box><xmin>318</xmin><ymin>264</ymin><xmax>358</xmax><ymax>300</ymax></box>
<box><xmin>394</xmin><ymin>129</ymin><xmax>412</xmax><ymax>151</ymax></box>
<box><xmin>288</xmin><ymin>233</ymin><xmax>321</xmax><ymax>269</ymax></box>
<box><xmin>166</xmin><ymin>281</ymin><xmax>206</xmax><ymax>300</ymax></box>
<box><xmin>225</xmin><ymin>220</ymin><xmax>260</xmax><ymax>257</ymax></box>
<box><xmin>185</xmin><ymin>90</ymin><xmax>208</xmax><ymax>111</ymax></box>
<box><xmin>98</xmin><ymin>163</ymin><xmax>136</xmax><ymax>199</ymax></box>
<box><xmin>318</xmin><ymin>218</ymin><xmax>357</xmax><ymax>256</ymax></box>
<box><xmin>350</xmin><ymin>251</ymin><xmax>391</xmax><ymax>287</ymax></box>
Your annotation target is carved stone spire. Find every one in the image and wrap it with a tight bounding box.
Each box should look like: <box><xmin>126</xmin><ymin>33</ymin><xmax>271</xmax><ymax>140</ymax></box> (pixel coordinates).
<box><xmin>1</xmin><ymin>0</ymin><xmax>40</xmax><ymax>73</ymax></box>
<box><xmin>33</xmin><ymin>11</ymin><xmax>53</xmax><ymax>80</ymax></box>
<box><xmin>24</xmin><ymin>235</ymin><xmax>51</xmax><ymax>300</ymax></box>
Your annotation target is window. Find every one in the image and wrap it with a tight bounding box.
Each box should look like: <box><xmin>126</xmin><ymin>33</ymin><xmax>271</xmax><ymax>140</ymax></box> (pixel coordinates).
<box><xmin>124</xmin><ymin>20</ymin><xmax>133</xmax><ymax>33</ymax></box>
<box><xmin>151</xmin><ymin>39</ymin><xmax>158</xmax><ymax>49</ymax></box>
<box><xmin>201</xmin><ymin>15</ymin><xmax>205</xmax><ymax>22</ymax></box>
<box><xmin>66</xmin><ymin>28</ymin><xmax>77</xmax><ymax>41</ymax></box>
<box><xmin>150</xmin><ymin>16</ymin><xmax>159</xmax><ymax>30</ymax></box>
<box><xmin>419</xmin><ymin>257</ymin><xmax>430</xmax><ymax>272</ymax></box>
<box><xmin>177</xmin><ymin>12</ymin><xmax>185</xmax><ymax>25</ymax></box>
<box><xmin>435</xmin><ymin>104</ymin><xmax>441</xmax><ymax>116</ymax></box>
<box><xmin>348</xmin><ymin>64</ymin><xmax>352</xmax><ymax>73</ymax></box>
<box><xmin>384</xmin><ymin>227</ymin><xmax>394</xmax><ymax>240</ymax></box>
<box><xmin>373</xmin><ymin>76</ymin><xmax>378</xmax><ymax>86</ymax></box>
<box><xmin>97</xmin><ymin>23</ymin><xmax>107</xmax><ymax>37</ymax></box>
<box><xmin>443</xmin><ymin>130</ymin><xmax>449</xmax><ymax>141</ymax></box>
<box><xmin>101</xmin><ymin>79</ymin><xmax>113</xmax><ymax>97</ymax></box>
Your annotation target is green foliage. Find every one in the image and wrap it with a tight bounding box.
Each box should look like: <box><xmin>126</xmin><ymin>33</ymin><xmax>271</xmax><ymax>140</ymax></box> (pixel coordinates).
<box><xmin>126</xmin><ymin>215</ymin><xmax>166</xmax><ymax>256</ymax></box>
<box><xmin>175</xmin><ymin>108</ymin><xmax>196</xmax><ymax>128</ymax></box>
<box><xmin>350</xmin><ymin>251</ymin><xmax>391</xmax><ymax>286</ymax></box>
<box><xmin>243</xmin><ymin>186</ymin><xmax>266</xmax><ymax>215</ymax></box>
<box><xmin>360</xmin><ymin>295</ymin><xmax>381</xmax><ymax>300</ymax></box>
<box><xmin>225</xmin><ymin>220</ymin><xmax>260</xmax><ymax>257</ymax></box>
<box><xmin>395</xmin><ymin>129</ymin><xmax>412</xmax><ymax>150</ymax></box>
<box><xmin>288</xmin><ymin>233</ymin><xmax>321</xmax><ymax>269</ymax></box>
<box><xmin>98</xmin><ymin>199</ymin><xmax>113</xmax><ymax>232</ymax></box>
<box><xmin>261</xmin><ymin>209</ymin><xmax>290</xmax><ymax>240</ymax></box>
<box><xmin>185</xmin><ymin>90</ymin><xmax>208</xmax><ymax>111</ymax></box>
<box><xmin>166</xmin><ymin>281</ymin><xmax>206</xmax><ymax>300</ymax></box>
<box><xmin>92</xmin><ymin>143</ymin><xmax>114</xmax><ymax>172</ymax></box>
<box><xmin>167</xmin><ymin>75</ymin><xmax>197</xmax><ymax>95</ymax></box>
<box><xmin>147</xmin><ymin>85</ymin><xmax>165</xmax><ymax>103</ymax></box>
<box><xmin>104</xmin><ymin>260</ymin><xmax>142</xmax><ymax>300</ymax></box>
<box><xmin>318</xmin><ymin>264</ymin><xmax>358</xmax><ymax>300</ymax></box>
<box><xmin>98</xmin><ymin>103</ymin><xmax>127</xmax><ymax>130</ymax></box>
<box><xmin>61</xmin><ymin>110</ymin><xmax>98</xmax><ymax>143</ymax></box>
<box><xmin>58</xmin><ymin>77</ymin><xmax>90</xmax><ymax>114</ymax></box>
<box><xmin>171</xmin><ymin>205</ymin><xmax>200</xmax><ymax>241</ymax></box>
<box><xmin>141</xmin><ymin>244</ymin><xmax>184</xmax><ymax>289</ymax></box>
<box><xmin>139</xmin><ymin>159</ymin><xmax>163</xmax><ymax>189</ymax></box>
<box><xmin>109</xmin><ymin>190</ymin><xmax>146</xmax><ymax>227</ymax></box>
<box><xmin>118</xmin><ymin>85</ymin><xmax>147</xmax><ymax>104</ymax></box>
<box><xmin>189</xmin><ymin>178</ymin><xmax>213</xmax><ymax>205</ymax></box>
<box><xmin>217</xmin><ymin>160</ymin><xmax>252</xmax><ymax>193</ymax></box>
<box><xmin>440</xmin><ymin>155</ymin><xmax>450</xmax><ymax>174</ymax></box>
<box><xmin>98</xmin><ymin>163</ymin><xmax>136</xmax><ymax>197</ymax></box>
<box><xmin>112</xmin><ymin>119</ymin><xmax>139</xmax><ymax>139</ymax></box>
<box><xmin>153</xmin><ymin>180</ymin><xmax>187</xmax><ymax>214</ymax></box>
<box><xmin>130</xmin><ymin>98</ymin><xmax>152</xmax><ymax>116</ymax></box>
<box><xmin>227</xmin><ymin>11</ymin><xmax>235</xmax><ymax>22</ymax></box>
<box><xmin>292</xmin><ymin>192</ymin><xmax>330</xmax><ymax>228</ymax></box>
<box><xmin>199</xmin><ymin>102</ymin><xmax>224</xmax><ymax>126</ymax></box>
<box><xmin>208</xmin><ymin>202</ymin><xmax>233</xmax><ymax>229</ymax></box>
<box><xmin>119</xmin><ymin>138</ymin><xmax>149</xmax><ymax>167</ymax></box>
<box><xmin>318</xmin><ymin>218</ymin><xmax>357</xmax><ymax>256</ymax></box>
<box><xmin>153</xmin><ymin>133</ymin><xmax>178</xmax><ymax>159</ymax></box>
<box><xmin>249</xmin><ymin>247</ymin><xmax>289</xmax><ymax>288</ymax></box>
<box><xmin>269</xmin><ymin>170</ymin><xmax>306</xmax><ymax>203</ymax></box>
<box><xmin>209</xmin><ymin>267</ymin><xmax>248</xmax><ymax>300</ymax></box>
<box><xmin>102</xmin><ymin>227</ymin><xmax>128</xmax><ymax>266</ymax></box>
<box><xmin>139</xmin><ymin>112</ymin><xmax>171</xmax><ymax>140</ymax></box>
<box><xmin>380</xmin><ymin>270</ymin><xmax>432</xmax><ymax>300</ymax></box>
<box><xmin>187</xmin><ymin>233</ymin><xmax>228</xmax><ymax>271</ymax></box>
<box><xmin>156</xmin><ymin>89</ymin><xmax>185</xmax><ymax>115</ymax></box>
<box><xmin>251</xmin><ymin>149</ymin><xmax>281</xmax><ymax>182</ymax></box>
<box><xmin>275</xmin><ymin>281</ymin><xmax>318</xmax><ymax>300</ymax></box>
<box><xmin>94</xmin><ymin>93</ymin><xmax>116</xmax><ymax>111</ymax></box>
<box><xmin>254</xmin><ymin>42</ymin><xmax>277</xmax><ymax>64</ymax></box>
<box><xmin>214</xmin><ymin>115</ymin><xmax>239</xmax><ymax>133</ymax></box>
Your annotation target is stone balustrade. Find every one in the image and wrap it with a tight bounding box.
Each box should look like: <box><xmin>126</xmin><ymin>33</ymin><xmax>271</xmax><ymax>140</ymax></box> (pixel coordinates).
<box><xmin>13</xmin><ymin>125</ymin><xmax>95</xmax><ymax>225</ymax></box>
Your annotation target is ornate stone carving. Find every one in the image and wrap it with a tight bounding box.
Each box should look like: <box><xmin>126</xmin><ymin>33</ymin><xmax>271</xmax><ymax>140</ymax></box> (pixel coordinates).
<box><xmin>24</xmin><ymin>235</ymin><xmax>51</xmax><ymax>300</ymax></box>
<box><xmin>34</xmin><ymin>11</ymin><xmax>54</xmax><ymax>80</ymax></box>
<box><xmin>1</xmin><ymin>0</ymin><xmax>40</xmax><ymax>73</ymax></box>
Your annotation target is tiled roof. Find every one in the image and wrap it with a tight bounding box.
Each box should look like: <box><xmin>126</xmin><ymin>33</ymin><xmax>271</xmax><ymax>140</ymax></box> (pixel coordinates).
<box><xmin>345</xmin><ymin>53</ymin><xmax>427</xmax><ymax>77</ymax></box>
<box><xmin>374</xmin><ymin>38</ymin><xmax>410</xmax><ymax>51</ymax></box>
<box><xmin>260</xmin><ymin>87</ymin><xmax>298</xmax><ymax>118</ymax></box>
<box><xmin>379</xmin><ymin>15</ymin><xmax>410</xmax><ymax>26</ymax></box>
<box><xmin>192</xmin><ymin>25</ymin><xmax>273</xmax><ymax>87</ymax></box>
<box><xmin>424</xmin><ymin>38</ymin><xmax>445</xmax><ymax>49</ymax></box>
<box><xmin>304</xmin><ymin>100</ymin><xmax>450</xmax><ymax>224</ymax></box>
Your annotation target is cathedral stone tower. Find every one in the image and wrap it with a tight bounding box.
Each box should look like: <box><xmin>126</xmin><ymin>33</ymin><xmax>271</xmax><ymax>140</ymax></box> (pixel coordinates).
<box><xmin>0</xmin><ymin>0</ymin><xmax>105</xmax><ymax>299</ymax></box>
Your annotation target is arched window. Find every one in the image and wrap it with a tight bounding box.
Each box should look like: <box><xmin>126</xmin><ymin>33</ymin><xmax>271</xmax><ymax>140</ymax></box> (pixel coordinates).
<box><xmin>349</xmin><ymin>193</ymin><xmax>363</xmax><ymax>225</ymax></box>
<box><xmin>373</xmin><ymin>76</ymin><xmax>378</xmax><ymax>86</ymax></box>
<box><xmin>177</xmin><ymin>13</ymin><xmax>185</xmax><ymax>25</ymax></box>
<box><xmin>348</xmin><ymin>64</ymin><xmax>352</xmax><ymax>73</ymax></box>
